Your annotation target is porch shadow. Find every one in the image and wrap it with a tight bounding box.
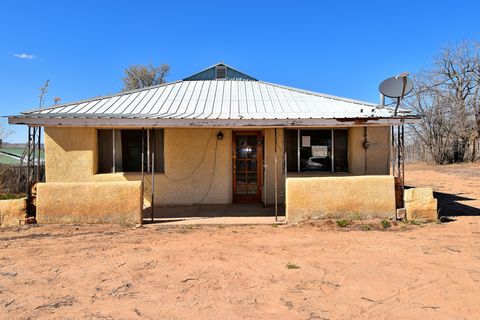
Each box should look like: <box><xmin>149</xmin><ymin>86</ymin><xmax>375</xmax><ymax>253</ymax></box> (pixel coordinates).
<box><xmin>142</xmin><ymin>204</ymin><xmax>286</xmax><ymax>225</ymax></box>
<box><xmin>433</xmin><ymin>191</ymin><xmax>480</xmax><ymax>217</ymax></box>
<box><xmin>404</xmin><ymin>185</ymin><xmax>480</xmax><ymax>217</ymax></box>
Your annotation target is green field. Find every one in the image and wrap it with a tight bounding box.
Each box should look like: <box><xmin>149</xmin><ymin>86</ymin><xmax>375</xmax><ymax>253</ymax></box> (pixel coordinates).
<box><xmin>0</xmin><ymin>153</ymin><xmax>21</xmax><ymax>165</ymax></box>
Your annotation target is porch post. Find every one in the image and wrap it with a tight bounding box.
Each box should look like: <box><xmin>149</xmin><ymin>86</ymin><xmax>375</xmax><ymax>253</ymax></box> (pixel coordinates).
<box><xmin>151</xmin><ymin>129</ymin><xmax>155</xmax><ymax>222</ymax></box>
<box><xmin>112</xmin><ymin>129</ymin><xmax>116</xmax><ymax>173</ymax></box>
<box><xmin>141</xmin><ymin>128</ymin><xmax>145</xmax><ymax>224</ymax></box>
<box><xmin>37</xmin><ymin>127</ymin><xmax>41</xmax><ymax>182</ymax></box>
<box><xmin>26</xmin><ymin>126</ymin><xmax>31</xmax><ymax>203</ymax></box>
<box><xmin>297</xmin><ymin>129</ymin><xmax>300</xmax><ymax>172</ymax></box>
<box><xmin>263</xmin><ymin>130</ymin><xmax>267</xmax><ymax>207</ymax></box>
<box><xmin>274</xmin><ymin>128</ymin><xmax>278</xmax><ymax>222</ymax></box>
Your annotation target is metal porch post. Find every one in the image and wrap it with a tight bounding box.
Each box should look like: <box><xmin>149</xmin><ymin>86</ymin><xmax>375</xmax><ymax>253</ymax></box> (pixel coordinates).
<box><xmin>274</xmin><ymin>128</ymin><xmax>278</xmax><ymax>222</ymax></box>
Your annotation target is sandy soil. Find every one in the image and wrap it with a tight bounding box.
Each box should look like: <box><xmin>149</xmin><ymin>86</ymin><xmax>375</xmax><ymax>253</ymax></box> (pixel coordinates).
<box><xmin>405</xmin><ymin>162</ymin><xmax>480</xmax><ymax>217</ymax></box>
<box><xmin>0</xmin><ymin>163</ymin><xmax>479</xmax><ymax>319</ymax></box>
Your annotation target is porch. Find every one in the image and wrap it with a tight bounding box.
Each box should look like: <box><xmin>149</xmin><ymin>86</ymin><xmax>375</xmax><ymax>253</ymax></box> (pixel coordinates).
<box><xmin>143</xmin><ymin>204</ymin><xmax>286</xmax><ymax>225</ymax></box>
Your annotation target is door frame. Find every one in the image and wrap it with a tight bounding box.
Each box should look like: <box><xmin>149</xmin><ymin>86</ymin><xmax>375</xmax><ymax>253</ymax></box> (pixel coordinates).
<box><xmin>232</xmin><ymin>131</ymin><xmax>263</xmax><ymax>203</ymax></box>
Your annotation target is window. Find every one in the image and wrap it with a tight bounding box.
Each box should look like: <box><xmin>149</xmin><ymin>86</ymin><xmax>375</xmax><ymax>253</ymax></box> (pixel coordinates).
<box><xmin>215</xmin><ymin>65</ymin><xmax>227</xmax><ymax>79</ymax></box>
<box><xmin>285</xmin><ymin>129</ymin><xmax>348</xmax><ymax>173</ymax></box>
<box><xmin>97</xmin><ymin>129</ymin><xmax>164</xmax><ymax>173</ymax></box>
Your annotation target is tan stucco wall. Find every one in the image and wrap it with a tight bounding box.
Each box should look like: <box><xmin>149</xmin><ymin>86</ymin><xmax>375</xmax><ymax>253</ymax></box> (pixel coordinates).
<box><xmin>36</xmin><ymin>181</ymin><xmax>142</xmax><ymax>224</ymax></box>
<box><xmin>286</xmin><ymin>175</ymin><xmax>396</xmax><ymax>222</ymax></box>
<box><xmin>263</xmin><ymin>129</ymin><xmax>285</xmax><ymax>205</ymax></box>
<box><xmin>349</xmin><ymin>126</ymin><xmax>390</xmax><ymax>175</ymax></box>
<box><xmin>0</xmin><ymin>198</ymin><xmax>26</xmax><ymax>227</ymax></box>
<box><xmin>44</xmin><ymin>127</ymin><xmax>233</xmax><ymax>205</ymax></box>
<box><xmin>44</xmin><ymin>127</ymin><xmax>98</xmax><ymax>182</ymax></box>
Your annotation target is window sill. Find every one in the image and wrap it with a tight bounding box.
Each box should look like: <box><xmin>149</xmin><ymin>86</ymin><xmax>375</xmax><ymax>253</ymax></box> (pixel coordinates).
<box><xmin>95</xmin><ymin>172</ymin><xmax>165</xmax><ymax>176</ymax></box>
<box><xmin>287</xmin><ymin>172</ymin><xmax>352</xmax><ymax>178</ymax></box>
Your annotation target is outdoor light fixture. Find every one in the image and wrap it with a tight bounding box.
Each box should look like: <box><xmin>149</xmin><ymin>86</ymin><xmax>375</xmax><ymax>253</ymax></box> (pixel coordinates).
<box><xmin>363</xmin><ymin>127</ymin><xmax>371</xmax><ymax>149</ymax></box>
<box><xmin>217</xmin><ymin>131</ymin><xmax>224</xmax><ymax>140</ymax></box>
<box><xmin>363</xmin><ymin>139</ymin><xmax>371</xmax><ymax>149</ymax></box>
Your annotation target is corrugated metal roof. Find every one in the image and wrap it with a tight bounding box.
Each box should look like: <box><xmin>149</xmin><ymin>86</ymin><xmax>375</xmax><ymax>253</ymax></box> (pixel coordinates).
<box><xmin>18</xmin><ymin>79</ymin><xmax>400</xmax><ymax>116</ymax></box>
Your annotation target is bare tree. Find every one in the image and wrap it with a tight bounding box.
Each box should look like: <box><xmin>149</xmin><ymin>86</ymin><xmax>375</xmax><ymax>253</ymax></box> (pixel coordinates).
<box><xmin>122</xmin><ymin>64</ymin><xmax>170</xmax><ymax>91</ymax></box>
<box><xmin>39</xmin><ymin>80</ymin><xmax>49</xmax><ymax>108</ymax></box>
<box><xmin>0</xmin><ymin>122</ymin><xmax>12</xmax><ymax>142</ymax></box>
<box><xmin>406</xmin><ymin>40</ymin><xmax>480</xmax><ymax>163</ymax></box>
<box><xmin>406</xmin><ymin>72</ymin><xmax>456</xmax><ymax>163</ymax></box>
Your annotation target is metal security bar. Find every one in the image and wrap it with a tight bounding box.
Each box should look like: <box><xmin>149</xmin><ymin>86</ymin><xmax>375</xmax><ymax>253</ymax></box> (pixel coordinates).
<box><xmin>20</xmin><ymin>126</ymin><xmax>44</xmax><ymax>218</ymax></box>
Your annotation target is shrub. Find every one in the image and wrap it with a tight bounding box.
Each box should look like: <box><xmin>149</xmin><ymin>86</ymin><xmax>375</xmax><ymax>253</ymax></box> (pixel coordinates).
<box><xmin>336</xmin><ymin>219</ymin><xmax>351</xmax><ymax>228</ymax></box>
<box><xmin>380</xmin><ymin>220</ymin><xmax>391</xmax><ymax>229</ymax></box>
<box><xmin>0</xmin><ymin>193</ymin><xmax>26</xmax><ymax>200</ymax></box>
<box><xmin>360</xmin><ymin>223</ymin><xmax>373</xmax><ymax>231</ymax></box>
<box><xmin>285</xmin><ymin>262</ymin><xmax>300</xmax><ymax>270</ymax></box>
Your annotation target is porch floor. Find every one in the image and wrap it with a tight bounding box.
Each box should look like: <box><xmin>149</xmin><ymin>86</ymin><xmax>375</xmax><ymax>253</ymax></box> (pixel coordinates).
<box><xmin>142</xmin><ymin>204</ymin><xmax>286</xmax><ymax>225</ymax></box>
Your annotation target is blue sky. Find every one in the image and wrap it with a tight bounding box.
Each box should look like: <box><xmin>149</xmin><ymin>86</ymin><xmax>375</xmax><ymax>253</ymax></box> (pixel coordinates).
<box><xmin>1</xmin><ymin>0</ymin><xmax>479</xmax><ymax>142</ymax></box>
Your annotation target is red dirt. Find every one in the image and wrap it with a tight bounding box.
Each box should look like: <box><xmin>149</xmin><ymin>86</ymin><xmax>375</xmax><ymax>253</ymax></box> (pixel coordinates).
<box><xmin>0</xmin><ymin>162</ymin><xmax>479</xmax><ymax>319</ymax></box>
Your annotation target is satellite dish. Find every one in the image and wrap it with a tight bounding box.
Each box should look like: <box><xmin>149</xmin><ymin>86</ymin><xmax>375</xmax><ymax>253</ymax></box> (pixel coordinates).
<box><xmin>379</xmin><ymin>74</ymin><xmax>413</xmax><ymax>99</ymax></box>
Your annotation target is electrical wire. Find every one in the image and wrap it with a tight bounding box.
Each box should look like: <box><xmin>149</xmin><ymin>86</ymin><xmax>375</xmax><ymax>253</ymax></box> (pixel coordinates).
<box><xmin>163</xmin><ymin>129</ymin><xmax>216</xmax><ymax>182</ymax></box>
<box><xmin>196</xmin><ymin>138</ymin><xmax>219</xmax><ymax>204</ymax></box>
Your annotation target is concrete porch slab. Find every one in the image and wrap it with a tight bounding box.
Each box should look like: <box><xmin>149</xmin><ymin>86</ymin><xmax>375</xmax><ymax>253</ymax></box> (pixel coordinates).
<box><xmin>142</xmin><ymin>204</ymin><xmax>286</xmax><ymax>225</ymax></box>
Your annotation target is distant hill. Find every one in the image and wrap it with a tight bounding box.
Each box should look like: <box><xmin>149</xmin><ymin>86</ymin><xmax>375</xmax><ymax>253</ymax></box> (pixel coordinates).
<box><xmin>1</xmin><ymin>142</ymin><xmax>27</xmax><ymax>149</ymax></box>
<box><xmin>0</xmin><ymin>142</ymin><xmax>44</xmax><ymax>149</ymax></box>
<box><xmin>0</xmin><ymin>143</ymin><xmax>44</xmax><ymax>165</ymax></box>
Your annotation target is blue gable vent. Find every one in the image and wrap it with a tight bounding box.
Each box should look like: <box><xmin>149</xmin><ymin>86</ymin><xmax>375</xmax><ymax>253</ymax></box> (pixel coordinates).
<box><xmin>183</xmin><ymin>63</ymin><xmax>257</xmax><ymax>81</ymax></box>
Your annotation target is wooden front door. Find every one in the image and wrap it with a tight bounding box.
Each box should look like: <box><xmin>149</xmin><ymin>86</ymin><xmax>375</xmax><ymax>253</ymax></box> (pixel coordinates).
<box><xmin>233</xmin><ymin>131</ymin><xmax>262</xmax><ymax>203</ymax></box>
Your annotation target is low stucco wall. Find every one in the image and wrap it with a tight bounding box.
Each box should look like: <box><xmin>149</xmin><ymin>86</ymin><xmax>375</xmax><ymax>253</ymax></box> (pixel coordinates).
<box><xmin>36</xmin><ymin>181</ymin><xmax>143</xmax><ymax>225</ymax></box>
<box><xmin>286</xmin><ymin>175</ymin><xmax>396</xmax><ymax>222</ymax></box>
<box><xmin>405</xmin><ymin>188</ymin><xmax>438</xmax><ymax>222</ymax></box>
<box><xmin>0</xmin><ymin>198</ymin><xmax>26</xmax><ymax>227</ymax></box>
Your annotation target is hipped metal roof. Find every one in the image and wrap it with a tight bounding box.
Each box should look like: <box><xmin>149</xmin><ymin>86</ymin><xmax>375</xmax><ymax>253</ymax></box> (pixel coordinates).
<box><xmin>8</xmin><ymin>63</ymin><xmax>419</xmax><ymax>127</ymax></box>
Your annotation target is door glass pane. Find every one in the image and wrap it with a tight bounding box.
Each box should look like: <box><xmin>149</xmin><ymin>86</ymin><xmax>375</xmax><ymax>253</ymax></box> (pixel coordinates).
<box><xmin>247</xmin><ymin>160</ymin><xmax>257</xmax><ymax>171</ymax></box>
<box><xmin>247</xmin><ymin>184</ymin><xmax>258</xmax><ymax>195</ymax></box>
<box><xmin>247</xmin><ymin>136</ymin><xmax>257</xmax><ymax>146</ymax></box>
<box><xmin>247</xmin><ymin>172</ymin><xmax>257</xmax><ymax>183</ymax></box>
<box><xmin>236</xmin><ymin>171</ymin><xmax>246</xmax><ymax>182</ymax></box>
<box><xmin>236</xmin><ymin>172</ymin><xmax>247</xmax><ymax>194</ymax></box>
<box><xmin>236</xmin><ymin>160</ymin><xmax>246</xmax><ymax>171</ymax></box>
<box><xmin>237</xmin><ymin>147</ymin><xmax>256</xmax><ymax>159</ymax></box>
<box><xmin>236</xmin><ymin>136</ymin><xmax>248</xmax><ymax>146</ymax></box>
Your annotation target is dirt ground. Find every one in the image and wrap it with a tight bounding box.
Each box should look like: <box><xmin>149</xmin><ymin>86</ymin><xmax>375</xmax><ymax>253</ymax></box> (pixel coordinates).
<box><xmin>1</xmin><ymin>163</ymin><xmax>479</xmax><ymax>319</ymax></box>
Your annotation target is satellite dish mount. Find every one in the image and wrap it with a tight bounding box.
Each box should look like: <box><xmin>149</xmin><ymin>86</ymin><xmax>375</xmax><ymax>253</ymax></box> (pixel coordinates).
<box><xmin>379</xmin><ymin>72</ymin><xmax>413</xmax><ymax>116</ymax></box>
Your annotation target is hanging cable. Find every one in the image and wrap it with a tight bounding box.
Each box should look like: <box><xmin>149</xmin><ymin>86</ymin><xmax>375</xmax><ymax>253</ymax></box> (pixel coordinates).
<box><xmin>163</xmin><ymin>130</ymin><xmax>216</xmax><ymax>182</ymax></box>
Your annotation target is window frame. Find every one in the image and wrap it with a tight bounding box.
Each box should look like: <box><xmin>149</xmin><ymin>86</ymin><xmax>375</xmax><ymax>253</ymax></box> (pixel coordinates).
<box><xmin>215</xmin><ymin>65</ymin><xmax>227</xmax><ymax>79</ymax></box>
<box><xmin>96</xmin><ymin>128</ymin><xmax>164</xmax><ymax>174</ymax></box>
<box><xmin>285</xmin><ymin>128</ymin><xmax>349</xmax><ymax>173</ymax></box>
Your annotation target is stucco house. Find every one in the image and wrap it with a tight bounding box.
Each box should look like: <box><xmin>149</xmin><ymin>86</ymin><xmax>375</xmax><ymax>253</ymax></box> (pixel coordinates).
<box><xmin>8</xmin><ymin>63</ymin><xmax>420</xmax><ymax>224</ymax></box>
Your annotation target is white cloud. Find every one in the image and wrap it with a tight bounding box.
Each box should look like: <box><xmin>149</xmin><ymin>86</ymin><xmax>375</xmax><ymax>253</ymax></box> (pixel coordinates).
<box><xmin>13</xmin><ymin>53</ymin><xmax>36</xmax><ymax>60</ymax></box>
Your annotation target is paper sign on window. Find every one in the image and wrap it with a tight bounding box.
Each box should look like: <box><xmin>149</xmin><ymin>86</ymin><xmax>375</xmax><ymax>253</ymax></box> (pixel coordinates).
<box><xmin>302</xmin><ymin>136</ymin><xmax>311</xmax><ymax>147</ymax></box>
<box><xmin>312</xmin><ymin>145</ymin><xmax>328</xmax><ymax>157</ymax></box>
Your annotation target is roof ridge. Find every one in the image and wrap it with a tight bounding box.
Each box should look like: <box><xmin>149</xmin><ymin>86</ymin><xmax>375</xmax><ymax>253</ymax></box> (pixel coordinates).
<box><xmin>258</xmin><ymin>80</ymin><xmax>377</xmax><ymax>108</ymax></box>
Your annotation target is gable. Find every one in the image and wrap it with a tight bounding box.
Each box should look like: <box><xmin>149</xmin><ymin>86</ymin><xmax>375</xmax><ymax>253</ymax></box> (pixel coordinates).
<box><xmin>183</xmin><ymin>63</ymin><xmax>257</xmax><ymax>81</ymax></box>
